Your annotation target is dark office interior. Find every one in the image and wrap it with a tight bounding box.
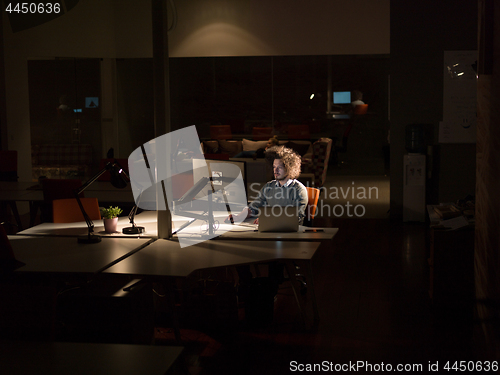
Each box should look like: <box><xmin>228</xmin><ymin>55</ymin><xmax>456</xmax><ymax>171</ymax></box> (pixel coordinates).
<box><xmin>1</xmin><ymin>0</ymin><xmax>499</xmax><ymax>374</ymax></box>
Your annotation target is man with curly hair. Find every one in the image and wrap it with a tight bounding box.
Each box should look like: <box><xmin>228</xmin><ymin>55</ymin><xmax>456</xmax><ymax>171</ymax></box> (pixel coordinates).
<box><xmin>227</xmin><ymin>146</ymin><xmax>308</xmax><ymax>317</ymax></box>
<box><xmin>226</xmin><ymin>145</ymin><xmax>308</xmax><ymax>225</ymax></box>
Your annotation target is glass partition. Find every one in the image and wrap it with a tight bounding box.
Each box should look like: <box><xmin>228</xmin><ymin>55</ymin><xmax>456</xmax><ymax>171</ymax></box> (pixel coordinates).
<box><xmin>28</xmin><ymin>54</ymin><xmax>390</xmax><ymax>178</ymax></box>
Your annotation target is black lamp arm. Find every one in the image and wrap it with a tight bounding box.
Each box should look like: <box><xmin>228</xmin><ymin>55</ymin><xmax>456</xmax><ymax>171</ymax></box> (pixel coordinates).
<box><xmin>75</xmin><ymin>161</ymin><xmax>128</xmax><ymax>196</ymax></box>
<box><xmin>74</xmin><ymin>161</ymin><xmax>129</xmax><ymax>241</ymax></box>
<box><xmin>74</xmin><ymin>191</ymin><xmax>95</xmax><ymax>235</ymax></box>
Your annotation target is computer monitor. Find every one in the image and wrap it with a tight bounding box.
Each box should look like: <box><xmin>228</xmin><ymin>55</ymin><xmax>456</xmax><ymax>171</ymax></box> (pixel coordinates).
<box><xmin>333</xmin><ymin>91</ymin><xmax>351</xmax><ymax>104</ymax></box>
<box><xmin>190</xmin><ymin>158</ymin><xmax>247</xmax><ymax>207</ymax></box>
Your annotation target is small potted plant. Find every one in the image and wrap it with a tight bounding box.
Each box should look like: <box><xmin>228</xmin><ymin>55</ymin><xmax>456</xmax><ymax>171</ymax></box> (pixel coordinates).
<box><xmin>102</xmin><ymin>206</ymin><xmax>123</xmax><ymax>233</ymax></box>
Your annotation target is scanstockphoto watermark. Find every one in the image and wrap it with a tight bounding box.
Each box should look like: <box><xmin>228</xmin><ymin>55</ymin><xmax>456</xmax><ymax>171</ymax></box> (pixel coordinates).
<box><xmin>249</xmin><ymin>182</ymin><xmax>379</xmax><ymax>218</ymax></box>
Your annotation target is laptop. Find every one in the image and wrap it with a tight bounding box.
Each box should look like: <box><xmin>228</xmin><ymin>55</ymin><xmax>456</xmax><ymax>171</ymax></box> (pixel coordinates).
<box><xmin>258</xmin><ymin>206</ymin><xmax>299</xmax><ymax>232</ymax></box>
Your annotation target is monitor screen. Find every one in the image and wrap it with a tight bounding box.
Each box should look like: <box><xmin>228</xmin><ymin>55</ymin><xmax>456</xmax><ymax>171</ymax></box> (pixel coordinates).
<box><xmin>333</xmin><ymin>91</ymin><xmax>351</xmax><ymax>104</ymax></box>
<box><xmin>189</xmin><ymin>158</ymin><xmax>247</xmax><ymax>207</ymax></box>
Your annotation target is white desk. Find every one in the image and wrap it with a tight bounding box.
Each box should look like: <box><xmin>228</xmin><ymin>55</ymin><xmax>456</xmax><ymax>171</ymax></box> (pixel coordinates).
<box><xmin>105</xmin><ymin>238</ymin><xmax>322</xmax><ymax>328</ymax></box>
<box><xmin>16</xmin><ymin>211</ymin><xmax>199</xmax><ymax>239</ymax></box>
<box><xmin>170</xmin><ymin>210</ymin><xmax>339</xmax><ymax>242</ymax></box>
<box><xmin>214</xmin><ymin>224</ymin><xmax>338</xmax><ymax>241</ymax></box>
<box><xmin>17</xmin><ymin>211</ymin><xmax>159</xmax><ymax>238</ymax></box>
<box><xmin>104</xmin><ymin>238</ymin><xmax>321</xmax><ymax>278</ymax></box>
<box><xmin>9</xmin><ymin>235</ymin><xmax>153</xmax><ymax>274</ymax></box>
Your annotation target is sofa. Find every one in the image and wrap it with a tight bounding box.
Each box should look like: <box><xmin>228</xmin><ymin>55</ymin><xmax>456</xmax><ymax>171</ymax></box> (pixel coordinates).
<box><xmin>200</xmin><ymin>138</ymin><xmax>313</xmax><ymax>196</ymax></box>
<box><xmin>201</xmin><ymin>138</ymin><xmax>313</xmax><ymax>160</ymax></box>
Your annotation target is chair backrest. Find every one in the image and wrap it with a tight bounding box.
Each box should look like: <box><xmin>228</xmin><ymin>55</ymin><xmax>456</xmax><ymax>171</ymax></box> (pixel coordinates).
<box><xmin>305</xmin><ymin>187</ymin><xmax>320</xmax><ymax>221</ymax></box>
<box><xmin>353</xmin><ymin>104</ymin><xmax>368</xmax><ymax>115</ymax></box>
<box><xmin>0</xmin><ymin>150</ymin><xmax>18</xmax><ymax>181</ymax></box>
<box><xmin>252</xmin><ymin>127</ymin><xmax>273</xmax><ymax>140</ymax></box>
<box><xmin>310</xmin><ymin>138</ymin><xmax>333</xmax><ymax>188</ymax></box>
<box><xmin>210</xmin><ymin>125</ymin><xmax>232</xmax><ymax>140</ymax></box>
<box><xmin>40</xmin><ymin>179</ymin><xmax>83</xmax><ymax>222</ymax></box>
<box><xmin>52</xmin><ymin>198</ymin><xmax>101</xmax><ymax>223</ymax></box>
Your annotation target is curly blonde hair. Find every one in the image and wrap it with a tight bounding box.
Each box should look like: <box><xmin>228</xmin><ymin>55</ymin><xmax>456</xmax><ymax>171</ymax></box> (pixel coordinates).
<box><xmin>265</xmin><ymin>145</ymin><xmax>302</xmax><ymax>180</ymax></box>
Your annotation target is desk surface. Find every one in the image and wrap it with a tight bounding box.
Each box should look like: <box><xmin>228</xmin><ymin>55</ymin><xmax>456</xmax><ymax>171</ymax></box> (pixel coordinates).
<box><xmin>172</xmin><ymin>212</ymin><xmax>338</xmax><ymax>241</ymax></box>
<box><xmin>214</xmin><ymin>224</ymin><xmax>338</xmax><ymax>241</ymax></box>
<box><xmin>17</xmin><ymin>209</ymin><xmax>338</xmax><ymax>242</ymax></box>
<box><xmin>104</xmin><ymin>239</ymin><xmax>321</xmax><ymax>277</ymax></box>
<box><xmin>17</xmin><ymin>211</ymin><xmax>160</xmax><ymax>238</ymax></box>
<box><xmin>0</xmin><ymin>340</ymin><xmax>183</xmax><ymax>375</ymax></box>
<box><xmin>16</xmin><ymin>211</ymin><xmax>197</xmax><ymax>239</ymax></box>
<box><xmin>9</xmin><ymin>235</ymin><xmax>152</xmax><ymax>274</ymax></box>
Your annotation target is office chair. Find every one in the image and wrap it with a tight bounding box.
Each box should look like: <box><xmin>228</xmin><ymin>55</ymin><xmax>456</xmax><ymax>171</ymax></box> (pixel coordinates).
<box><xmin>304</xmin><ymin>187</ymin><xmax>320</xmax><ymax>227</ymax></box>
<box><xmin>40</xmin><ymin>179</ymin><xmax>83</xmax><ymax>222</ymax></box>
<box><xmin>52</xmin><ymin>198</ymin><xmax>101</xmax><ymax>223</ymax></box>
<box><xmin>353</xmin><ymin>103</ymin><xmax>369</xmax><ymax>115</ymax></box>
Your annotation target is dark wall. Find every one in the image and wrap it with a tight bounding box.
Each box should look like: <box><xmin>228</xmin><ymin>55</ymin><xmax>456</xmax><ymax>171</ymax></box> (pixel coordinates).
<box><xmin>169</xmin><ymin>54</ymin><xmax>389</xmax><ymax>140</ymax></box>
<box><xmin>116</xmin><ymin>59</ymin><xmax>155</xmax><ymax>158</ymax></box>
<box><xmin>390</xmin><ymin>0</ymin><xmax>478</xmax><ymax>218</ymax></box>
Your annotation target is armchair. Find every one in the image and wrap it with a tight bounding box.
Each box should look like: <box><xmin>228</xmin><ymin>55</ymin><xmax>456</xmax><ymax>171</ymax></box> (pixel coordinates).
<box><xmin>300</xmin><ymin>138</ymin><xmax>333</xmax><ymax>188</ymax></box>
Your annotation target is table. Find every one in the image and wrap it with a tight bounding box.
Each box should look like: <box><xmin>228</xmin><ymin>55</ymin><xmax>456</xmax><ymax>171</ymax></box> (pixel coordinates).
<box><xmin>9</xmin><ymin>235</ymin><xmax>153</xmax><ymax>274</ymax></box>
<box><xmin>15</xmin><ymin>210</ymin><xmax>202</xmax><ymax>239</ymax></box>
<box><xmin>213</xmin><ymin>224</ymin><xmax>338</xmax><ymax>241</ymax></box>
<box><xmin>104</xmin><ymin>239</ymin><xmax>321</xmax><ymax>277</ymax></box>
<box><xmin>169</xmin><ymin>210</ymin><xmax>338</xmax><ymax>241</ymax></box>
<box><xmin>17</xmin><ymin>211</ymin><xmax>160</xmax><ymax>238</ymax></box>
<box><xmin>0</xmin><ymin>340</ymin><xmax>183</xmax><ymax>375</ymax></box>
<box><xmin>105</xmin><ymin>238</ymin><xmax>323</xmax><ymax>333</ymax></box>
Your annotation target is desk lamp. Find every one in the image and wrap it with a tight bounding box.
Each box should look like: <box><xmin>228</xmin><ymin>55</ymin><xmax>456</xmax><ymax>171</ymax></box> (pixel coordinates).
<box><xmin>122</xmin><ymin>194</ymin><xmax>145</xmax><ymax>235</ymax></box>
<box><xmin>74</xmin><ymin>161</ymin><xmax>128</xmax><ymax>244</ymax></box>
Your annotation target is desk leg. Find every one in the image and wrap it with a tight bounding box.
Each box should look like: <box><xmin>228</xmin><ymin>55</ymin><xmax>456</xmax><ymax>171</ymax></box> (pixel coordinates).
<box><xmin>284</xmin><ymin>260</ymin><xmax>319</xmax><ymax>328</ymax></box>
<box><xmin>305</xmin><ymin>261</ymin><xmax>320</xmax><ymax>325</ymax></box>
<box><xmin>285</xmin><ymin>260</ymin><xmax>307</xmax><ymax>327</ymax></box>
<box><xmin>29</xmin><ymin>201</ymin><xmax>41</xmax><ymax>227</ymax></box>
<box><xmin>166</xmin><ymin>279</ymin><xmax>182</xmax><ymax>343</ymax></box>
<box><xmin>6</xmin><ymin>201</ymin><xmax>23</xmax><ymax>231</ymax></box>
<box><xmin>153</xmin><ymin>280</ymin><xmax>182</xmax><ymax>344</ymax></box>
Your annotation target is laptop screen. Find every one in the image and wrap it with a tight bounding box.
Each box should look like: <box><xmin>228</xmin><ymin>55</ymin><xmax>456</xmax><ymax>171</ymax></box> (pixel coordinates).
<box><xmin>258</xmin><ymin>206</ymin><xmax>299</xmax><ymax>232</ymax></box>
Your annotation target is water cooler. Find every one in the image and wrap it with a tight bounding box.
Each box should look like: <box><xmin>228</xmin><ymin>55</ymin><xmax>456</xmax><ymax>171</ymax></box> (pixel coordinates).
<box><xmin>403</xmin><ymin>125</ymin><xmax>426</xmax><ymax>222</ymax></box>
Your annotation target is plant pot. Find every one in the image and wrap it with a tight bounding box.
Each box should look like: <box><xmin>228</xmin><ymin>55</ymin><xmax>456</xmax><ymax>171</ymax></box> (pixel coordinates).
<box><xmin>103</xmin><ymin>217</ymin><xmax>118</xmax><ymax>233</ymax></box>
